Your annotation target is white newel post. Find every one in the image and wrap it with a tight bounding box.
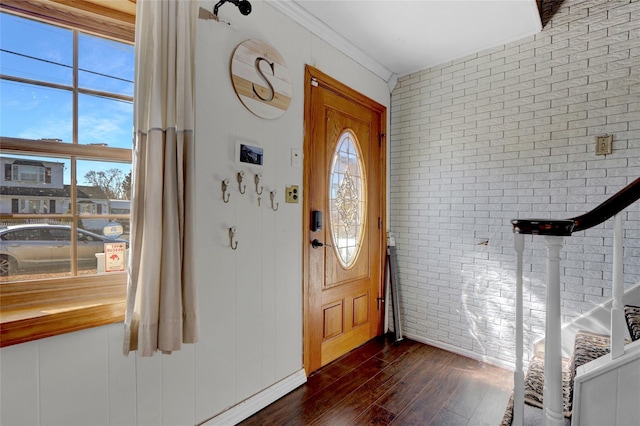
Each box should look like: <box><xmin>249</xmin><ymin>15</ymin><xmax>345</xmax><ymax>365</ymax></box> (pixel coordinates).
<box><xmin>544</xmin><ymin>236</ymin><xmax>564</xmax><ymax>426</ymax></box>
<box><xmin>611</xmin><ymin>213</ymin><xmax>626</xmax><ymax>359</ymax></box>
<box><xmin>513</xmin><ymin>233</ymin><xmax>525</xmax><ymax>426</ymax></box>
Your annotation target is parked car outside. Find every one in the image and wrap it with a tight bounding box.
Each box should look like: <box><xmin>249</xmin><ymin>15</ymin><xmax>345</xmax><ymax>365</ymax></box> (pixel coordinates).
<box><xmin>0</xmin><ymin>224</ymin><xmax>128</xmax><ymax>276</ymax></box>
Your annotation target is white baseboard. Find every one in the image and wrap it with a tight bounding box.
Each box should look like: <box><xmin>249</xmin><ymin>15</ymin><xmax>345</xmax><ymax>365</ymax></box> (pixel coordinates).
<box><xmin>403</xmin><ymin>332</ymin><xmax>514</xmax><ymax>371</ymax></box>
<box><xmin>199</xmin><ymin>368</ymin><xmax>307</xmax><ymax>426</ymax></box>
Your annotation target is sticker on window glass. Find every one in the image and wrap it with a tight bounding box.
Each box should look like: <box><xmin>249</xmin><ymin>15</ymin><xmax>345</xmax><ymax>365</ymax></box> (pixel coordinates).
<box><xmin>104</xmin><ymin>242</ymin><xmax>126</xmax><ymax>272</ymax></box>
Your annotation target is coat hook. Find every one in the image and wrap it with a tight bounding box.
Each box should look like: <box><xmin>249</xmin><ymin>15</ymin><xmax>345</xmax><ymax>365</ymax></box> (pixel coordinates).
<box><xmin>270</xmin><ymin>190</ymin><xmax>279</xmax><ymax>211</ymax></box>
<box><xmin>237</xmin><ymin>171</ymin><xmax>246</xmax><ymax>194</ymax></box>
<box><xmin>229</xmin><ymin>226</ymin><xmax>238</xmax><ymax>250</ymax></box>
<box><xmin>221</xmin><ymin>179</ymin><xmax>231</xmax><ymax>203</ymax></box>
<box><xmin>254</xmin><ymin>173</ymin><xmax>264</xmax><ymax>195</ymax></box>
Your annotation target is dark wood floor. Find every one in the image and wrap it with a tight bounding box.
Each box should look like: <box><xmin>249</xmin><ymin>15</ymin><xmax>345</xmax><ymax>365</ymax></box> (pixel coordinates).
<box><xmin>239</xmin><ymin>334</ymin><xmax>513</xmax><ymax>425</ymax></box>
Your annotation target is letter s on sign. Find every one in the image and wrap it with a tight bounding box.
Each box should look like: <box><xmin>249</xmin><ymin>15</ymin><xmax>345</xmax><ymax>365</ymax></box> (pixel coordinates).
<box><xmin>253</xmin><ymin>57</ymin><xmax>275</xmax><ymax>102</ymax></box>
<box><xmin>231</xmin><ymin>39</ymin><xmax>292</xmax><ymax>119</ymax></box>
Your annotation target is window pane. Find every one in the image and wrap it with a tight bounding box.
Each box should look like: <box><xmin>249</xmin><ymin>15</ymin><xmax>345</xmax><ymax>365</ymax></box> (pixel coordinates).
<box><xmin>79</xmin><ymin>33</ymin><xmax>134</xmax><ymax>96</ymax></box>
<box><xmin>329</xmin><ymin>131</ymin><xmax>367</xmax><ymax>268</ymax></box>
<box><xmin>77</xmin><ymin>160</ymin><xmax>131</xmax><ymax>237</ymax></box>
<box><xmin>78</xmin><ymin>93</ymin><xmax>133</xmax><ymax>148</ymax></box>
<box><xmin>0</xmin><ymin>13</ymin><xmax>72</xmax><ymax>85</ymax></box>
<box><xmin>0</xmin><ymin>80</ymin><xmax>72</xmax><ymax>141</ymax></box>
<box><xmin>0</xmin><ymin>153</ymin><xmax>70</xmax><ymax>214</ymax></box>
<box><xmin>78</xmin><ymin>227</ymin><xmax>128</xmax><ymax>274</ymax></box>
<box><xmin>0</xmin><ymin>219</ymin><xmax>74</xmax><ymax>281</ymax></box>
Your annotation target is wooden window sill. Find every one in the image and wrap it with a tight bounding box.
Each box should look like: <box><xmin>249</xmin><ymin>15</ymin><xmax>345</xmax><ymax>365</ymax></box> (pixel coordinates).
<box><xmin>0</xmin><ymin>274</ymin><xmax>126</xmax><ymax>348</ymax></box>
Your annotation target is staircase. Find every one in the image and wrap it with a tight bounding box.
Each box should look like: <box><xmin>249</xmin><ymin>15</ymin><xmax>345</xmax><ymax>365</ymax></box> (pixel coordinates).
<box><xmin>502</xmin><ymin>306</ymin><xmax>640</xmax><ymax>425</ymax></box>
<box><xmin>507</xmin><ymin>177</ymin><xmax>640</xmax><ymax>426</ymax></box>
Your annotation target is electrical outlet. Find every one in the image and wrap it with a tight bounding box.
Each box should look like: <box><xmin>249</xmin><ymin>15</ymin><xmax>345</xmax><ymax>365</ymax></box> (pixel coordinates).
<box><xmin>595</xmin><ymin>135</ymin><xmax>613</xmax><ymax>155</ymax></box>
<box><xmin>285</xmin><ymin>185</ymin><xmax>299</xmax><ymax>203</ymax></box>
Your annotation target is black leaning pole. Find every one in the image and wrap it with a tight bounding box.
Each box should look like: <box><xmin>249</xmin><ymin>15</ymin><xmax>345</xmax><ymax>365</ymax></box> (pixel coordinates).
<box><xmin>386</xmin><ymin>244</ymin><xmax>403</xmax><ymax>343</ymax></box>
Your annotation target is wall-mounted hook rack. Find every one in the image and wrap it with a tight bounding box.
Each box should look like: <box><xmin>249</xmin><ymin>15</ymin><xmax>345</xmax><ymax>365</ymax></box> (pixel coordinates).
<box><xmin>221</xmin><ymin>179</ymin><xmax>231</xmax><ymax>203</ymax></box>
<box><xmin>254</xmin><ymin>173</ymin><xmax>263</xmax><ymax>195</ymax></box>
<box><xmin>229</xmin><ymin>226</ymin><xmax>238</xmax><ymax>250</ymax></box>
<box><xmin>270</xmin><ymin>190</ymin><xmax>279</xmax><ymax>212</ymax></box>
<box><xmin>237</xmin><ymin>171</ymin><xmax>246</xmax><ymax>194</ymax></box>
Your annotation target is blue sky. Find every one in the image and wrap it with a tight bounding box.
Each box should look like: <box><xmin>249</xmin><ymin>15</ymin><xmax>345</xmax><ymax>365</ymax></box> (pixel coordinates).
<box><xmin>0</xmin><ymin>12</ymin><xmax>134</xmax><ymax>185</ymax></box>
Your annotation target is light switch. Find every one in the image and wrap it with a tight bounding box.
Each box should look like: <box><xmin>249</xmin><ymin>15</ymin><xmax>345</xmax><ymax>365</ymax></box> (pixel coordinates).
<box><xmin>595</xmin><ymin>135</ymin><xmax>612</xmax><ymax>155</ymax></box>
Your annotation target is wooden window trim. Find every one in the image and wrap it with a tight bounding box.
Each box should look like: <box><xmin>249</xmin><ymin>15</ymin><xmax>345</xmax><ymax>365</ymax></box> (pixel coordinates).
<box><xmin>0</xmin><ymin>0</ymin><xmax>135</xmax><ymax>43</ymax></box>
<box><xmin>0</xmin><ymin>137</ymin><xmax>132</xmax><ymax>164</ymax></box>
<box><xmin>0</xmin><ymin>2</ymin><xmax>134</xmax><ymax>348</ymax></box>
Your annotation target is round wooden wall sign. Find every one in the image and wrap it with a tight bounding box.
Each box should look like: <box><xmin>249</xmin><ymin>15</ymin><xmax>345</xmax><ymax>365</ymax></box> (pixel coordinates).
<box><xmin>231</xmin><ymin>39</ymin><xmax>292</xmax><ymax>119</ymax></box>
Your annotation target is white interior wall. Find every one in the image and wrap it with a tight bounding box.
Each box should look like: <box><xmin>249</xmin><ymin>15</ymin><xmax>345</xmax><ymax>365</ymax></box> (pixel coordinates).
<box><xmin>389</xmin><ymin>0</ymin><xmax>640</xmax><ymax>368</ymax></box>
<box><xmin>0</xmin><ymin>2</ymin><xmax>390</xmax><ymax>425</ymax></box>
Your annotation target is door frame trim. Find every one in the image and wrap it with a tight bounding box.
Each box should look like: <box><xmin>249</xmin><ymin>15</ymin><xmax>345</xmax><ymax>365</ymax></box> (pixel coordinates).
<box><xmin>302</xmin><ymin>65</ymin><xmax>387</xmax><ymax>374</ymax></box>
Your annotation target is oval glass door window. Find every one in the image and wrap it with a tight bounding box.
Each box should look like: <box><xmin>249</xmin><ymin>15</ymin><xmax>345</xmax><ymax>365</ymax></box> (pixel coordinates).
<box><xmin>329</xmin><ymin>130</ymin><xmax>367</xmax><ymax>268</ymax></box>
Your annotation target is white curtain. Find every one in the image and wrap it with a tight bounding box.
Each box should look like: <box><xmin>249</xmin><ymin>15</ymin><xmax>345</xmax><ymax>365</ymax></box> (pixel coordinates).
<box><xmin>124</xmin><ymin>0</ymin><xmax>199</xmax><ymax>356</ymax></box>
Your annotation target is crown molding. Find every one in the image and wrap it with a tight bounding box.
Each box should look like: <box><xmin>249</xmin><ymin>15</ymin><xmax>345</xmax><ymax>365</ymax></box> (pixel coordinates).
<box><xmin>264</xmin><ymin>0</ymin><xmax>394</xmax><ymax>84</ymax></box>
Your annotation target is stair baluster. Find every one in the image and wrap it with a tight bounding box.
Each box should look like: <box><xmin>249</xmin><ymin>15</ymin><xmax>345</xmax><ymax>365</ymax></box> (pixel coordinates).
<box><xmin>611</xmin><ymin>214</ymin><xmax>626</xmax><ymax>359</ymax></box>
<box><xmin>543</xmin><ymin>236</ymin><xmax>565</xmax><ymax>426</ymax></box>
<box><xmin>513</xmin><ymin>233</ymin><xmax>525</xmax><ymax>426</ymax></box>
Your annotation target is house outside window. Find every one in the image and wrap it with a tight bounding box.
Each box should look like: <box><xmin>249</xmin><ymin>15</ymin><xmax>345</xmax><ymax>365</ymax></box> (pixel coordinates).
<box><xmin>0</xmin><ymin>5</ymin><xmax>135</xmax><ymax>347</ymax></box>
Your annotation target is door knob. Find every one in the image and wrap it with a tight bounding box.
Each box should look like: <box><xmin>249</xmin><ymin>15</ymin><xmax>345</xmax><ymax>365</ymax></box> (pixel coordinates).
<box><xmin>311</xmin><ymin>239</ymin><xmax>331</xmax><ymax>249</ymax></box>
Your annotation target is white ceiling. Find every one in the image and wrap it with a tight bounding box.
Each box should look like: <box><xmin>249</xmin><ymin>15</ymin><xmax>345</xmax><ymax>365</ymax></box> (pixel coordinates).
<box><xmin>267</xmin><ymin>0</ymin><xmax>542</xmax><ymax>86</ymax></box>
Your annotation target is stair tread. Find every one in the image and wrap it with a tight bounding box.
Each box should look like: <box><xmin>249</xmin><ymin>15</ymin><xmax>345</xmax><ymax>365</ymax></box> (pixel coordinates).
<box><xmin>504</xmin><ymin>323</ymin><xmax>636</xmax><ymax>425</ymax></box>
<box><xmin>524</xmin><ymin>354</ymin><xmax>572</xmax><ymax>417</ymax></box>
<box><xmin>569</xmin><ymin>331</ymin><xmax>611</xmax><ymax>382</ymax></box>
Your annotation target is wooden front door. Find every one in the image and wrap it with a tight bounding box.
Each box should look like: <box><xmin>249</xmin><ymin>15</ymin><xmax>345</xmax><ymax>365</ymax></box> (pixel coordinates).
<box><xmin>303</xmin><ymin>66</ymin><xmax>386</xmax><ymax>374</ymax></box>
